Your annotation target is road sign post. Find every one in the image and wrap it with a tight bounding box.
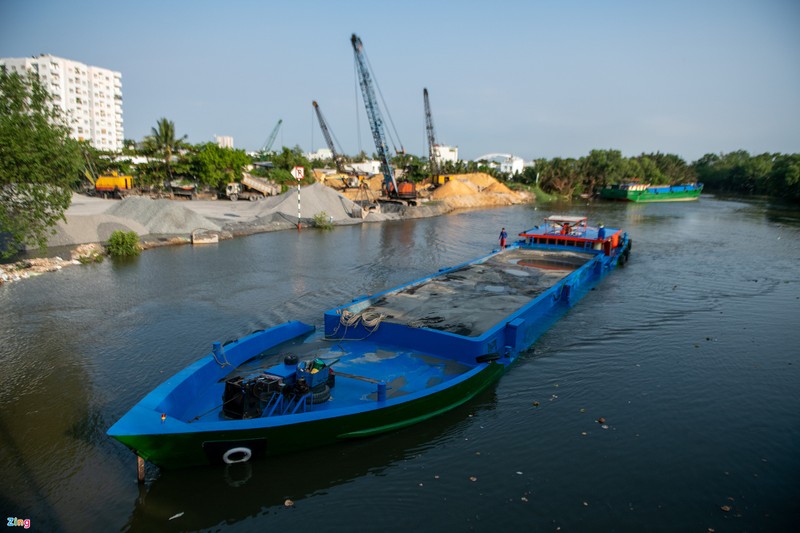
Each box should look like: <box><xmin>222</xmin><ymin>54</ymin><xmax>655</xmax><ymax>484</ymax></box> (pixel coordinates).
<box><xmin>291</xmin><ymin>166</ymin><xmax>304</xmax><ymax>229</ymax></box>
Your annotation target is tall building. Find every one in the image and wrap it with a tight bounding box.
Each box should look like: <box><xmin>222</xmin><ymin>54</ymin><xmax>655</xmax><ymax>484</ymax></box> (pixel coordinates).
<box><xmin>432</xmin><ymin>144</ymin><xmax>458</xmax><ymax>165</ymax></box>
<box><xmin>0</xmin><ymin>54</ymin><xmax>123</xmax><ymax>151</ymax></box>
<box><xmin>215</xmin><ymin>135</ymin><xmax>234</xmax><ymax>149</ymax></box>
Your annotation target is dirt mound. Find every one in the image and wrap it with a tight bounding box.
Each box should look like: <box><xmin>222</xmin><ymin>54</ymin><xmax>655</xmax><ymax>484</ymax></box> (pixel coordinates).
<box><xmin>106</xmin><ymin>197</ymin><xmax>221</xmax><ymax>234</ymax></box>
<box><xmin>431</xmin><ymin>179</ymin><xmax>478</xmax><ymax>199</ymax></box>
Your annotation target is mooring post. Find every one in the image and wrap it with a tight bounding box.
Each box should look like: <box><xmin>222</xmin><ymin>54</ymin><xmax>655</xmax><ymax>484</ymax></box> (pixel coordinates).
<box><xmin>137</xmin><ymin>455</ymin><xmax>145</xmax><ymax>484</ymax></box>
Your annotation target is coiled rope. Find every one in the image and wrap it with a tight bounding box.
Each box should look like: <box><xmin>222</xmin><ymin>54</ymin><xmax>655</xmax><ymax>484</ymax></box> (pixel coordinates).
<box><xmin>327</xmin><ymin>309</ymin><xmax>386</xmax><ymax>342</ymax></box>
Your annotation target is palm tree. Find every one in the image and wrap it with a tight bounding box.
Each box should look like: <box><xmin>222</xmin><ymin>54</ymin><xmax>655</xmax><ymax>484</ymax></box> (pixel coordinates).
<box><xmin>143</xmin><ymin>118</ymin><xmax>187</xmax><ymax>183</ymax></box>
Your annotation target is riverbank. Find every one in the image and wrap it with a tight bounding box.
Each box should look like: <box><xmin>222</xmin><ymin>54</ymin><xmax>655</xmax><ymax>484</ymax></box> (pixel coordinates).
<box><xmin>1</xmin><ymin>176</ymin><xmax>530</xmax><ymax>285</ymax></box>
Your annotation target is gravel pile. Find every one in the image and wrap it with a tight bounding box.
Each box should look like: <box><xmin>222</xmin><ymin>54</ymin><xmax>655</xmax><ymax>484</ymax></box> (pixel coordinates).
<box><xmin>106</xmin><ymin>197</ymin><xmax>221</xmax><ymax>234</ymax></box>
<box><xmin>252</xmin><ymin>183</ymin><xmax>359</xmax><ymax>222</ymax></box>
<box><xmin>44</xmin><ymin>214</ymin><xmax>149</xmax><ymax>248</ymax></box>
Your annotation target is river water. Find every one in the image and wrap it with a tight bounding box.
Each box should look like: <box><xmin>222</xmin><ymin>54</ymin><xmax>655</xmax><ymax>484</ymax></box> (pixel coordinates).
<box><xmin>1</xmin><ymin>197</ymin><xmax>798</xmax><ymax>532</ymax></box>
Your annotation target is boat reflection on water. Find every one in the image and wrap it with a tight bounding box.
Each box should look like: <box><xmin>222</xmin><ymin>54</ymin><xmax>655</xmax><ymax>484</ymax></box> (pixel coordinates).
<box><xmin>124</xmin><ymin>386</ymin><xmax>498</xmax><ymax>531</ymax></box>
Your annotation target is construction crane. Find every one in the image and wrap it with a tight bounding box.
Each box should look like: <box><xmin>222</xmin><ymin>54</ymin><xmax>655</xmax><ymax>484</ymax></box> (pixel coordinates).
<box><xmin>350</xmin><ymin>33</ymin><xmax>415</xmax><ymax>203</ymax></box>
<box><xmin>260</xmin><ymin>119</ymin><xmax>283</xmax><ymax>153</ymax></box>
<box><xmin>312</xmin><ymin>101</ymin><xmax>346</xmax><ymax>175</ymax></box>
<box><xmin>423</xmin><ymin>88</ymin><xmax>440</xmax><ymax>181</ymax></box>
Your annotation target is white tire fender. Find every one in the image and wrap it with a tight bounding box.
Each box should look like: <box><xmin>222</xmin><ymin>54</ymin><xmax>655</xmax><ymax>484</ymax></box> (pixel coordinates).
<box><xmin>222</xmin><ymin>447</ymin><xmax>252</xmax><ymax>464</ymax></box>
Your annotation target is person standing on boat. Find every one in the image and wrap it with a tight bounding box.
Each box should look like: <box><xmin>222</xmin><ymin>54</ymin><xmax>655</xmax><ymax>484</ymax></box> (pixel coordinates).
<box><xmin>499</xmin><ymin>228</ymin><xmax>508</xmax><ymax>249</ymax></box>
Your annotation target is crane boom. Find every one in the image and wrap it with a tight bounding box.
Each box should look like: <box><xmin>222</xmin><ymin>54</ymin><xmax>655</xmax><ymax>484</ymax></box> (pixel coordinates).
<box><xmin>312</xmin><ymin>101</ymin><xmax>346</xmax><ymax>174</ymax></box>
<box><xmin>261</xmin><ymin>119</ymin><xmax>283</xmax><ymax>152</ymax></box>
<box><xmin>423</xmin><ymin>88</ymin><xmax>439</xmax><ymax>179</ymax></box>
<box><xmin>350</xmin><ymin>33</ymin><xmax>399</xmax><ymax>197</ymax></box>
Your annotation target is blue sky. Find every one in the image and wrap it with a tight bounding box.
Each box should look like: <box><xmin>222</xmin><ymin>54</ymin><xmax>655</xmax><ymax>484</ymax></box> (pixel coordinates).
<box><xmin>2</xmin><ymin>0</ymin><xmax>798</xmax><ymax>162</ymax></box>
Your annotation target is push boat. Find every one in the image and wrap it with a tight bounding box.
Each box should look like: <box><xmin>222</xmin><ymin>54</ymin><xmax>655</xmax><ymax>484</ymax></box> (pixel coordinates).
<box><xmin>599</xmin><ymin>182</ymin><xmax>703</xmax><ymax>202</ymax></box>
<box><xmin>108</xmin><ymin>215</ymin><xmax>632</xmax><ymax>469</ymax></box>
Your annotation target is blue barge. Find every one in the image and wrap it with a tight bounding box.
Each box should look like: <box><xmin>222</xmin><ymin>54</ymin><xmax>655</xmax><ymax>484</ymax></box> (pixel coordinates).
<box><xmin>108</xmin><ymin>216</ymin><xmax>631</xmax><ymax>469</ymax></box>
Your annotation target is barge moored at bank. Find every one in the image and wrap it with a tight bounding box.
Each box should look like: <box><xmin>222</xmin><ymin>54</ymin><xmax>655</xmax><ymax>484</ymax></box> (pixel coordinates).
<box><xmin>108</xmin><ymin>216</ymin><xmax>631</xmax><ymax>469</ymax></box>
<box><xmin>600</xmin><ymin>182</ymin><xmax>703</xmax><ymax>202</ymax></box>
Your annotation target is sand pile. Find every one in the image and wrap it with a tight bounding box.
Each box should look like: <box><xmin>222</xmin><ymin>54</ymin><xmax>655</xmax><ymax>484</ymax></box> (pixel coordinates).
<box><xmin>106</xmin><ymin>197</ymin><xmax>221</xmax><ymax>234</ymax></box>
<box><xmin>431</xmin><ymin>179</ymin><xmax>478</xmax><ymax>199</ymax></box>
<box><xmin>364</xmin><ymin>175</ymin><xmax>385</xmax><ymax>191</ymax></box>
<box><xmin>460</xmin><ymin>173</ymin><xmax>497</xmax><ymax>189</ymax></box>
<box><xmin>425</xmin><ymin>173</ymin><xmax>525</xmax><ymax>209</ymax></box>
<box><xmin>485</xmin><ymin>181</ymin><xmax>514</xmax><ymax>194</ymax></box>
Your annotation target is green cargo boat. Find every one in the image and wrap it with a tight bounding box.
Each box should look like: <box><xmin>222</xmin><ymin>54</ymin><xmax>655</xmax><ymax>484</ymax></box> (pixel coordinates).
<box><xmin>600</xmin><ymin>182</ymin><xmax>703</xmax><ymax>202</ymax></box>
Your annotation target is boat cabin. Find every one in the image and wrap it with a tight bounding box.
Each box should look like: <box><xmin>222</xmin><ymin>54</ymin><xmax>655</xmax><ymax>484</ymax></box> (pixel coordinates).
<box><xmin>518</xmin><ymin>215</ymin><xmax>621</xmax><ymax>255</ymax></box>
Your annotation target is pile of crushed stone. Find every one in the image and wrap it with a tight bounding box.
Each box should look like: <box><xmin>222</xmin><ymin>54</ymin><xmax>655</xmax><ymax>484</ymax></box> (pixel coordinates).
<box><xmin>106</xmin><ymin>197</ymin><xmax>221</xmax><ymax>234</ymax></box>
<box><xmin>43</xmin><ymin>214</ymin><xmax>149</xmax><ymax>248</ymax></box>
<box><xmin>251</xmin><ymin>182</ymin><xmax>360</xmax><ymax>222</ymax></box>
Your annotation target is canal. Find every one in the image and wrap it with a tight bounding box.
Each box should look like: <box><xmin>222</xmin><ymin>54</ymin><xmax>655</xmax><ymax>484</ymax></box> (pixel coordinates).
<box><xmin>1</xmin><ymin>196</ymin><xmax>798</xmax><ymax>531</ymax></box>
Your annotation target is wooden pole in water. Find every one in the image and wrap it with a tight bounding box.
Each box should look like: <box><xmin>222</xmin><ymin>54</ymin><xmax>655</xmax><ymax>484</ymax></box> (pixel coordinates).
<box><xmin>137</xmin><ymin>455</ymin><xmax>145</xmax><ymax>484</ymax></box>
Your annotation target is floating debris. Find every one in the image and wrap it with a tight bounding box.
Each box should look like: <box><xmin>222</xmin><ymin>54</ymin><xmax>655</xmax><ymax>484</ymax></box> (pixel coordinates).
<box><xmin>720</xmin><ymin>505</ymin><xmax>731</xmax><ymax>512</ymax></box>
<box><xmin>469</xmin><ymin>476</ymin><xmax>478</xmax><ymax>482</ymax></box>
<box><xmin>597</xmin><ymin>417</ymin><xmax>606</xmax><ymax>424</ymax></box>
<box><xmin>284</xmin><ymin>499</ymin><xmax>294</xmax><ymax>508</ymax></box>
<box><xmin>532</xmin><ymin>401</ymin><xmax>540</xmax><ymax>407</ymax></box>
<box><xmin>168</xmin><ymin>512</ymin><xmax>184</xmax><ymax>521</ymax></box>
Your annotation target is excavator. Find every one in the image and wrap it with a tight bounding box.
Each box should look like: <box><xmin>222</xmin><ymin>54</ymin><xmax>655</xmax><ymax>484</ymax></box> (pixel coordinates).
<box><xmin>424</xmin><ymin>88</ymin><xmax>450</xmax><ymax>188</ymax></box>
<box><xmin>351</xmin><ymin>34</ymin><xmax>416</xmax><ymax>205</ymax></box>
<box><xmin>312</xmin><ymin>100</ymin><xmax>379</xmax><ymax>215</ymax></box>
<box><xmin>312</xmin><ymin>101</ymin><xmax>361</xmax><ymax>189</ymax></box>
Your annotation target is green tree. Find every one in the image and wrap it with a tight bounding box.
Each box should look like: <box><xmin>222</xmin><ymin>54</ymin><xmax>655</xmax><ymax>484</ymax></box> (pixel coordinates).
<box><xmin>269</xmin><ymin>146</ymin><xmax>313</xmax><ymax>185</ymax></box>
<box><xmin>581</xmin><ymin>149</ymin><xmax>626</xmax><ymax>192</ymax></box>
<box><xmin>0</xmin><ymin>71</ymin><xmax>82</xmax><ymax>257</ymax></box>
<box><xmin>187</xmin><ymin>143</ymin><xmax>250</xmax><ymax>189</ymax></box>
<box><xmin>141</xmin><ymin>118</ymin><xmax>188</xmax><ymax>184</ymax></box>
<box><xmin>769</xmin><ymin>154</ymin><xmax>800</xmax><ymax>200</ymax></box>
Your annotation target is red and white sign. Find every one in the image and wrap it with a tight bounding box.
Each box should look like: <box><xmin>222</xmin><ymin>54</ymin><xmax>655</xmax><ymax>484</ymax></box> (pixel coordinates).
<box><xmin>291</xmin><ymin>166</ymin><xmax>304</xmax><ymax>181</ymax></box>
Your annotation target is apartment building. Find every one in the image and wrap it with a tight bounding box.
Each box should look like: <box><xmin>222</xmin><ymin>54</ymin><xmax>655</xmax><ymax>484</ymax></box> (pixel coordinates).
<box><xmin>0</xmin><ymin>54</ymin><xmax>124</xmax><ymax>151</ymax></box>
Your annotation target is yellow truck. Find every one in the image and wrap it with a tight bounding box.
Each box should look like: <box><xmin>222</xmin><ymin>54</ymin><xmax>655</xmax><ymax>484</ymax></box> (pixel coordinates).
<box><xmin>95</xmin><ymin>171</ymin><xmax>134</xmax><ymax>198</ymax></box>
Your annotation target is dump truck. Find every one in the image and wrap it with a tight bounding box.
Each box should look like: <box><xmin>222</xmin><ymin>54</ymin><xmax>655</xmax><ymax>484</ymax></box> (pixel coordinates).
<box><xmin>226</xmin><ymin>173</ymin><xmax>279</xmax><ymax>201</ymax></box>
<box><xmin>170</xmin><ymin>179</ymin><xmax>197</xmax><ymax>200</ymax></box>
<box><xmin>95</xmin><ymin>171</ymin><xmax>134</xmax><ymax>198</ymax></box>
